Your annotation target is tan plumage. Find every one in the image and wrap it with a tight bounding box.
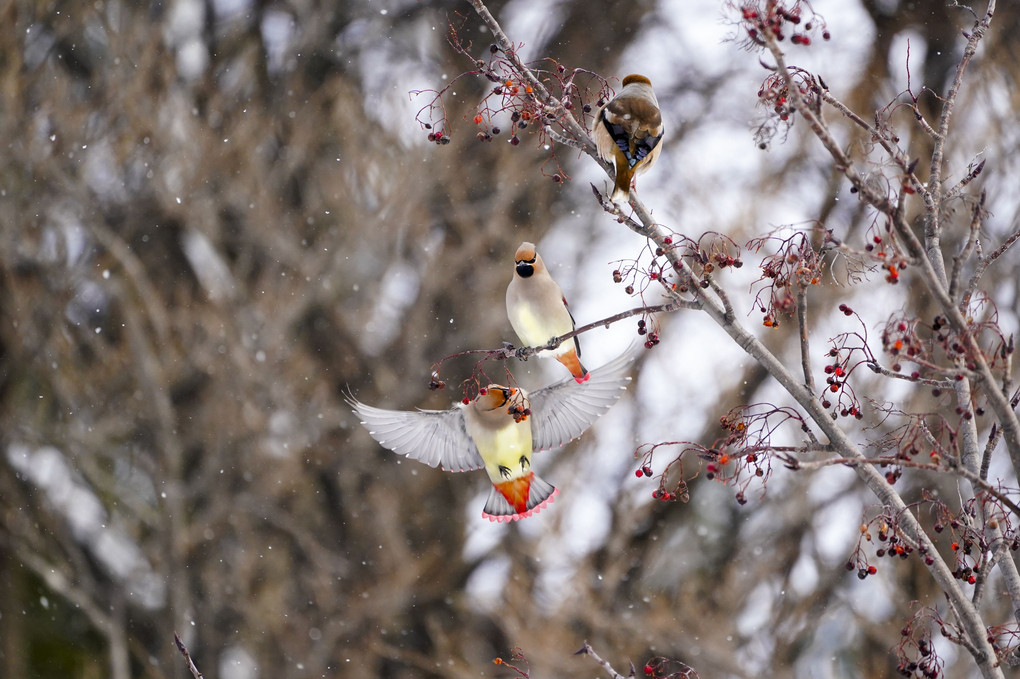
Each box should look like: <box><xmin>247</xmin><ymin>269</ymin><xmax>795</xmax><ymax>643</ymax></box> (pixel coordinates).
<box><xmin>346</xmin><ymin>352</ymin><xmax>636</xmax><ymax>522</ymax></box>
<box><xmin>594</xmin><ymin>74</ymin><xmax>664</xmax><ymax>203</ymax></box>
<box><xmin>506</xmin><ymin>242</ymin><xmax>589</xmax><ymax>383</ymax></box>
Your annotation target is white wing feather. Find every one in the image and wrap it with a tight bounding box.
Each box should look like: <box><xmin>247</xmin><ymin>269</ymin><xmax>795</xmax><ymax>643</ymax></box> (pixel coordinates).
<box><xmin>346</xmin><ymin>396</ymin><xmax>485</xmax><ymax>473</ymax></box>
<box><xmin>527</xmin><ymin>349</ymin><xmax>635</xmax><ymax>452</ymax></box>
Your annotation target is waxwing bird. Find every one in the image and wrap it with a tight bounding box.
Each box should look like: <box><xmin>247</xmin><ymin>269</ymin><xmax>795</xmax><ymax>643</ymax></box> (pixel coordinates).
<box><xmin>507</xmin><ymin>242</ymin><xmax>589</xmax><ymax>383</ymax></box>
<box><xmin>594</xmin><ymin>74</ymin><xmax>663</xmax><ymax>204</ymax></box>
<box><xmin>347</xmin><ymin>351</ymin><xmax>634</xmax><ymax>522</ymax></box>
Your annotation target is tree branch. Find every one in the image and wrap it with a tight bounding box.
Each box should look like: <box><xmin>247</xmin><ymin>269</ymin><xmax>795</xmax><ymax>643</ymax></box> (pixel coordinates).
<box><xmin>925</xmin><ymin>0</ymin><xmax>997</xmax><ymax>285</ymax></box>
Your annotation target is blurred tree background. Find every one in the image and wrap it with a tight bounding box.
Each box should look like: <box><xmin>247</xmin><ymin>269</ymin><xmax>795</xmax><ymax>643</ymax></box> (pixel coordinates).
<box><xmin>1</xmin><ymin>0</ymin><xmax>1019</xmax><ymax>677</ymax></box>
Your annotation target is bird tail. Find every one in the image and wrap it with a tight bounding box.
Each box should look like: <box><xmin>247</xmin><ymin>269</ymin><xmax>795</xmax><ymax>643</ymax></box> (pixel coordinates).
<box><xmin>483</xmin><ymin>472</ymin><xmax>559</xmax><ymax>522</ymax></box>
<box><xmin>556</xmin><ymin>348</ymin><xmax>590</xmax><ymax>384</ymax></box>
<box><xmin>610</xmin><ymin>165</ymin><xmax>632</xmax><ymax>203</ymax></box>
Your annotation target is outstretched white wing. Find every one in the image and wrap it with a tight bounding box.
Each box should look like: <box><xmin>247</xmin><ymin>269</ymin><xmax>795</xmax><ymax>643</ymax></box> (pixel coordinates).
<box><xmin>346</xmin><ymin>396</ymin><xmax>485</xmax><ymax>473</ymax></box>
<box><xmin>527</xmin><ymin>349</ymin><xmax>635</xmax><ymax>452</ymax></box>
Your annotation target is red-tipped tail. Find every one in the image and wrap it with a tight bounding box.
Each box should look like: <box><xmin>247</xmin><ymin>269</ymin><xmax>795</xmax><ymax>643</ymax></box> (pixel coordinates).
<box><xmin>482</xmin><ymin>472</ymin><xmax>558</xmax><ymax>522</ymax></box>
<box><xmin>556</xmin><ymin>349</ymin><xmax>589</xmax><ymax>384</ymax></box>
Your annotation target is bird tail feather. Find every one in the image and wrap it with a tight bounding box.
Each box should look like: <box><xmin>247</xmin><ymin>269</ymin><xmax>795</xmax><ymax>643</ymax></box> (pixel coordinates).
<box><xmin>483</xmin><ymin>472</ymin><xmax>558</xmax><ymax>522</ymax></box>
<box><xmin>611</xmin><ymin>165</ymin><xmax>632</xmax><ymax>203</ymax></box>
<box><xmin>556</xmin><ymin>349</ymin><xmax>590</xmax><ymax>383</ymax></box>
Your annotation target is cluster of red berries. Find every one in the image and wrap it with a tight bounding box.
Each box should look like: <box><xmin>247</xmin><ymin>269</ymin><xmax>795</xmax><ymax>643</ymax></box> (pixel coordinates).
<box><xmin>881</xmin><ymin>317</ymin><xmax>924</xmax><ymax>375</ymax></box>
<box><xmin>422</xmin><ymin>123</ymin><xmax>450</xmax><ymax>145</ymax></box>
<box><xmin>636</xmin><ymin>465</ymin><xmax>679</xmax><ymax>502</ymax></box>
<box><xmin>612</xmin><ymin>265</ymin><xmax>636</xmax><ymax>295</ymax></box>
<box><xmin>685</xmin><ymin>235</ymin><xmax>743</xmax><ymax>276</ymax></box>
<box><xmin>865</xmin><ymin>234</ymin><xmax>909</xmax><ymax>283</ymax></box>
<box><xmin>704</xmin><ymin>454</ymin><xmax>729</xmax><ymax>480</ymax></box>
<box><xmin>752</xmin><ymin>232</ymin><xmax>821</xmax><ymax>327</ymax></box>
<box><xmin>757</xmin><ymin>73</ymin><xmax>792</xmax><ymax>121</ymax></box>
<box><xmin>636</xmin><ymin>318</ymin><xmax>661</xmax><ymax>348</ymax></box>
<box><xmin>846</xmin><ymin>561</ymin><xmax>879</xmax><ymax>580</ymax></box>
<box><xmin>820</xmin><ymin>349</ymin><xmax>862</xmax><ymax>418</ymax></box>
<box><xmin>896</xmin><ymin>637</ymin><xmax>941</xmax><ymax>679</ymax></box>
<box><xmin>508</xmin><ymin>403</ymin><xmax>531</xmax><ymax>423</ymax></box>
<box><xmin>641</xmin><ymin>656</ymin><xmax>698</xmax><ymax>678</ymax></box>
<box><xmin>875</xmin><ymin>521</ymin><xmax>924</xmax><ymax>562</ymax></box>
<box><xmin>741</xmin><ymin>2</ymin><xmax>830</xmax><ymax>46</ymax></box>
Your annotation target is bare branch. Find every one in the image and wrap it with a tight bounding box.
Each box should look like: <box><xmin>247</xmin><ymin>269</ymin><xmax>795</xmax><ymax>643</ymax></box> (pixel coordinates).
<box><xmin>926</xmin><ymin>0</ymin><xmax>997</xmax><ymax>283</ymax></box>
<box><xmin>797</xmin><ymin>287</ymin><xmax>814</xmax><ymax>391</ymax></box>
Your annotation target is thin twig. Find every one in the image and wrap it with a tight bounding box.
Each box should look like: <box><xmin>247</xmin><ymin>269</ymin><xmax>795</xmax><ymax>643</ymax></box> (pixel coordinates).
<box><xmin>925</xmin><ymin>0</ymin><xmax>997</xmax><ymax>285</ymax></box>
<box><xmin>574</xmin><ymin>642</ymin><xmax>630</xmax><ymax>679</ymax></box>
<box><xmin>430</xmin><ymin>302</ymin><xmax>689</xmax><ymax>375</ymax></box>
<box><xmin>866</xmin><ymin>361</ymin><xmax>973</xmax><ymax>386</ymax></box>
<box><xmin>967</xmin><ymin>224</ymin><xmax>1020</xmax><ymax>299</ymax></box>
<box><xmin>173</xmin><ymin>633</ymin><xmax>204</xmax><ymax>679</ymax></box>
<box><xmin>514</xmin><ymin>302</ymin><xmax>688</xmax><ymax>359</ymax></box>
<box><xmin>780</xmin><ymin>453</ymin><xmax>1020</xmax><ymax>518</ymax></box>
<box><xmin>949</xmin><ymin>190</ymin><xmax>985</xmax><ymax>302</ymax></box>
<box><xmin>818</xmin><ymin>87</ymin><xmax>924</xmax><ymax>196</ymax></box>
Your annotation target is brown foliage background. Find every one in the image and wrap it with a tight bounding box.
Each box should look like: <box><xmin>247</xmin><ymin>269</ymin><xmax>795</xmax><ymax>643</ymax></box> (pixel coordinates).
<box><xmin>1</xmin><ymin>1</ymin><xmax>1019</xmax><ymax>677</ymax></box>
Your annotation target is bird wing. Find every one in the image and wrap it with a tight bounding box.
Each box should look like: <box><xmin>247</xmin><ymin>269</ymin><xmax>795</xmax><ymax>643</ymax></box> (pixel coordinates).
<box><xmin>600</xmin><ymin>97</ymin><xmax>663</xmax><ymax>169</ymax></box>
<box><xmin>628</xmin><ymin>130</ymin><xmax>663</xmax><ymax>167</ymax></box>
<box><xmin>346</xmin><ymin>395</ymin><xmax>485</xmax><ymax>472</ymax></box>
<box><xmin>527</xmin><ymin>349</ymin><xmax>635</xmax><ymax>452</ymax></box>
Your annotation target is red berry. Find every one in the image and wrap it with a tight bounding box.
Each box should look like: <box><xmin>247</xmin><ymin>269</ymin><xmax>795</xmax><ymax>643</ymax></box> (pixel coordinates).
<box><xmin>635</xmin><ymin>469</ymin><xmax>644</xmax><ymax>478</ymax></box>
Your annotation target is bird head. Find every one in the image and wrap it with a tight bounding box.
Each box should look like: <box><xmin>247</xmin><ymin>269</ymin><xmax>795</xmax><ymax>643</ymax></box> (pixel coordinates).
<box><xmin>514</xmin><ymin>242</ymin><xmax>540</xmax><ymax>278</ymax></box>
<box><xmin>474</xmin><ymin>385</ymin><xmax>516</xmax><ymax>411</ymax></box>
<box><xmin>621</xmin><ymin>74</ymin><xmax>653</xmax><ymax>87</ymax></box>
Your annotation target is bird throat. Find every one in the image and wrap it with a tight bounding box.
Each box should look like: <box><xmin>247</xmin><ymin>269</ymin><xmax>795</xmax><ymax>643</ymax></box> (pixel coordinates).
<box><xmin>515</xmin><ymin>261</ymin><xmax>535</xmax><ymax>277</ymax></box>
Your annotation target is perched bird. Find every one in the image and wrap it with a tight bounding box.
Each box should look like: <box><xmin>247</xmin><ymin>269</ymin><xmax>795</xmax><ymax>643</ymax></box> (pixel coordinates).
<box><xmin>347</xmin><ymin>352</ymin><xmax>634</xmax><ymax>522</ymax></box>
<box><xmin>594</xmin><ymin>74</ymin><xmax>664</xmax><ymax>203</ymax></box>
<box><xmin>506</xmin><ymin>242</ymin><xmax>589</xmax><ymax>383</ymax></box>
